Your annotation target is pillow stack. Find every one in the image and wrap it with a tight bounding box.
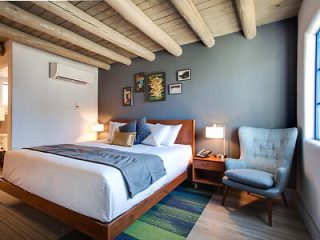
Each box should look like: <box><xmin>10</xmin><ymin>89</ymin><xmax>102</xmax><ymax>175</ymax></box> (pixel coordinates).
<box><xmin>109</xmin><ymin>117</ymin><xmax>150</xmax><ymax>147</ymax></box>
<box><xmin>107</xmin><ymin>118</ymin><xmax>182</xmax><ymax>147</ymax></box>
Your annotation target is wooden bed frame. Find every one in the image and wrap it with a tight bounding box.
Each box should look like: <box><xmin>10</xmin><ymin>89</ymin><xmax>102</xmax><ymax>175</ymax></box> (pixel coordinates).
<box><xmin>0</xmin><ymin>119</ymin><xmax>195</xmax><ymax>240</ymax></box>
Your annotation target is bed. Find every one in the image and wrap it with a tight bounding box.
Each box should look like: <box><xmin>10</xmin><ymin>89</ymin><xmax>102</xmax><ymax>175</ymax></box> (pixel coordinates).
<box><xmin>0</xmin><ymin>119</ymin><xmax>195</xmax><ymax>240</ymax></box>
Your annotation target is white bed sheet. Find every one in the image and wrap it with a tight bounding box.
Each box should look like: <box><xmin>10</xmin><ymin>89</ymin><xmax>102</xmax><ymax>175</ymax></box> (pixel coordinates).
<box><xmin>3</xmin><ymin>142</ymin><xmax>192</xmax><ymax>222</ymax></box>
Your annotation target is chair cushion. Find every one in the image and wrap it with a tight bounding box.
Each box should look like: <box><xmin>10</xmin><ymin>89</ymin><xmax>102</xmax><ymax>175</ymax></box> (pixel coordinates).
<box><xmin>225</xmin><ymin>169</ymin><xmax>274</xmax><ymax>189</ymax></box>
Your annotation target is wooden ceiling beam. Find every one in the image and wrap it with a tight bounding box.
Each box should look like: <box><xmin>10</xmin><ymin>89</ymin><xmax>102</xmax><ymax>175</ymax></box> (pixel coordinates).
<box><xmin>0</xmin><ymin>2</ymin><xmax>131</xmax><ymax>65</ymax></box>
<box><xmin>0</xmin><ymin>23</ymin><xmax>110</xmax><ymax>70</ymax></box>
<box><xmin>105</xmin><ymin>0</ymin><xmax>182</xmax><ymax>57</ymax></box>
<box><xmin>170</xmin><ymin>0</ymin><xmax>215</xmax><ymax>48</ymax></box>
<box><xmin>33</xmin><ymin>1</ymin><xmax>155</xmax><ymax>62</ymax></box>
<box><xmin>0</xmin><ymin>43</ymin><xmax>4</xmax><ymax>56</ymax></box>
<box><xmin>235</xmin><ymin>0</ymin><xmax>257</xmax><ymax>40</ymax></box>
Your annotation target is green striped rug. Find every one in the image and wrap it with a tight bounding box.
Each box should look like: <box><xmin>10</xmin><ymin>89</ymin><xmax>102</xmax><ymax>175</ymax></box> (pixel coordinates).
<box><xmin>61</xmin><ymin>183</ymin><xmax>213</xmax><ymax>240</ymax></box>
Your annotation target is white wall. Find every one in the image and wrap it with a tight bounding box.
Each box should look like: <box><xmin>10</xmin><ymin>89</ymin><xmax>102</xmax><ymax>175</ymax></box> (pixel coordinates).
<box><xmin>11</xmin><ymin>42</ymin><xmax>98</xmax><ymax>149</ymax></box>
<box><xmin>297</xmin><ymin>0</ymin><xmax>320</xmax><ymax>238</ymax></box>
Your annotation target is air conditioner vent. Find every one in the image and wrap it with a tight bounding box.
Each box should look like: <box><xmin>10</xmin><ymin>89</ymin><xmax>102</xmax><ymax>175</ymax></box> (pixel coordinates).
<box><xmin>49</xmin><ymin>62</ymin><xmax>94</xmax><ymax>85</ymax></box>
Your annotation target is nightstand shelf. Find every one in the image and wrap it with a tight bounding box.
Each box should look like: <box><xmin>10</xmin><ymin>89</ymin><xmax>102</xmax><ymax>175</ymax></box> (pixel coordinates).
<box><xmin>192</xmin><ymin>155</ymin><xmax>225</xmax><ymax>188</ymax></box>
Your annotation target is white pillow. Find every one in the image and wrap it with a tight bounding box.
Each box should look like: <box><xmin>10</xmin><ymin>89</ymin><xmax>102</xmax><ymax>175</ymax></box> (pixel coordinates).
<box><xmin>161</xmin><ymin>124</ymin><xmax>182</xmax><ymax>146</ymax></box>
<box><xmin>107</xmin><ymin>121</ymin><xmax>126</xmax><ymax>142</ymax></box>
<box><xmin>142</xmin><ymin>124</ymin><xmax>170</xmax><ymax>146</ymax></box>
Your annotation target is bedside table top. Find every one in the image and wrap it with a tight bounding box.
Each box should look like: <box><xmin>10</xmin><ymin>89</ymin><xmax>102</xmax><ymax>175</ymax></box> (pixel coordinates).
<box><xmin>193</xmin><ymin>155</ymin><xmax>225</xmax><ymax>162</ymax></box>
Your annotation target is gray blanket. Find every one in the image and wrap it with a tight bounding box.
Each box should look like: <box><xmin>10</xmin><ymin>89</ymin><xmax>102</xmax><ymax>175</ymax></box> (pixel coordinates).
<box><xmin>25</xmin><ymin>144</ymin><xmax>166</xmax><ymax>198</ymax></box>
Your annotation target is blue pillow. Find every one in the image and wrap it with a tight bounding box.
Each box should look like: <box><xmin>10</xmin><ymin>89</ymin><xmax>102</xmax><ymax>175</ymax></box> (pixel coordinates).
<box><xmin>119</xmin><ymin>120</ymin><xmax>137</xmax><ymax>133</ymax></box>
<box><xmin>135</xmin><ymin>117</ymin><xmax>151</xmax><ymax>144</ymax></box>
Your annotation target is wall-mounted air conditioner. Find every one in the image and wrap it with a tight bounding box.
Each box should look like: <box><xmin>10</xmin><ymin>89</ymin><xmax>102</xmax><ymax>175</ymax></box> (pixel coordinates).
<box><xmin>49</xmin><ymin>62</ymin><xmax>94</xmax><ymax>85</ymax></box>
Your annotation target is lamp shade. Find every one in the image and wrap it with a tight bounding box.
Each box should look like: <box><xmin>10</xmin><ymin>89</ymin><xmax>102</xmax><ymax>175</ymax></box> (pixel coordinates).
<box><xmin>206</xmin><ymin>124</ymin><xmax>224</xmax><ymax>139</ymax></box>
<box><xmin>92</xmin><ymin>123</ymin><xmax>104</xmax><ymax>132</ymax></box>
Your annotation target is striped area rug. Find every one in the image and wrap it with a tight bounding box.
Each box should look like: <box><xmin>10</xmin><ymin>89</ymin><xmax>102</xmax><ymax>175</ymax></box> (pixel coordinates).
<box><xmin>62</xmin><ymin>183</ymin><xmax>213</xmax><ymax>240</ymax></box>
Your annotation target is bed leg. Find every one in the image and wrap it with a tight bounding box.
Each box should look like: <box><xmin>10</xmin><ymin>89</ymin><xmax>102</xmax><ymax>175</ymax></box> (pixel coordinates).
<box><xmin>101</xmin><ymin>228</ymin><xmax>111</xmax><ymax>240</ymax></box>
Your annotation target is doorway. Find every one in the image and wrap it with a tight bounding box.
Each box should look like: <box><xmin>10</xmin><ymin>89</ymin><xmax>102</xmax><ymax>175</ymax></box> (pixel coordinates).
<box><xmin>0</xmin><ymin>65</ymin><xmax>8</xmax><ymax>151</ymax></box>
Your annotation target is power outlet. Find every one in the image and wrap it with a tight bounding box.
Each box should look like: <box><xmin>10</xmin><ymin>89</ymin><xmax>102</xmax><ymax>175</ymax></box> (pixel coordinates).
<box><xmin>74</xmin><ymin>103</ymin><xmax>79</xmax><ymax>111</ymax></box>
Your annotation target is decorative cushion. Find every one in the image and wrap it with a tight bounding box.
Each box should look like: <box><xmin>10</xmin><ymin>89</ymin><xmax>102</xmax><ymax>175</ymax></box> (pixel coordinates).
<box><xmin>107</xmin><ymin>121</ymin><xmax>126</xmax><ymax>142</ymax></box>
<box><xmin>119</xmin><ymin>120</ymin><xmax>137</xmax><ymax>133</ymax></box>
<box><xmin>111</xmin><ymin>131</ymin><xmax>136</xmax><ymax>147</ymax></box>
<box><xmin>225</xmin><ymin>169</ymin><xmax>274</xmax><ymax>189</ymax></box>
<box><xmin>161</xmin><ymin>124</ymin><xmax>182</xmax><ymax>146</ymax></box>
<box><xmin>142</xmin><ymin>124</ymin><xmax>170</xmax><ymax>146</ymax></box>
<box><xmin>134</xmin><ymin>117</ymin><xmax>151</xmax><ymax>144</ymax></box>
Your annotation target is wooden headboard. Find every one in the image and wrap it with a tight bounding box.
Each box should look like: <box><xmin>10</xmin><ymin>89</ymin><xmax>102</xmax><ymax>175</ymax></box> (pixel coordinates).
<box><xmin>110</xmin><ymin>119</ymin><xmax>195</xmax><ymax>155</ymax></box>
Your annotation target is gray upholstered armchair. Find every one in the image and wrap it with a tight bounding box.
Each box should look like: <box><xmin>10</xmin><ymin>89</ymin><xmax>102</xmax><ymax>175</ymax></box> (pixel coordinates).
<box><xmin>221</xmin><ymin>126</ymin><xmax>298</xmax><ymax>226</ymax></box>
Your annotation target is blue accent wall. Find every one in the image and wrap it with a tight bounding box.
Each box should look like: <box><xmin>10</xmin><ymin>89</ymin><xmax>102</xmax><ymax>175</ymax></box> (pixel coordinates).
<box><xmin>98</xmin><ymin>18</ymin><xmax>297</xmax><ymax>158</ymax></box>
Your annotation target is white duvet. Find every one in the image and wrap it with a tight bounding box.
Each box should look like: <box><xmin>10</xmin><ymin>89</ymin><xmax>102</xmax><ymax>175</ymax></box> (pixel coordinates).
<box><xmin>3</xmin><ymin>141</ymin><xmax>192</xmax><ymax>222</ymax></box>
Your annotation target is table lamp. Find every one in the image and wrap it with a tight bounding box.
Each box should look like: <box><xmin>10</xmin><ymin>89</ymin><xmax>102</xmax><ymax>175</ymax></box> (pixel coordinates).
<box><xmin>92</xmin><ymin>123</ymin><xmax>104</xmax><ymax>132</ymax></box>
<box><xmin>206</xmin><ymin>124</ymin><xmax>226</xmax><ymax>158</ymax></box>
<box><xmin>92</xmin><ymin>123</ymin><xmax>104</xmax><ymax>140</ymax></box>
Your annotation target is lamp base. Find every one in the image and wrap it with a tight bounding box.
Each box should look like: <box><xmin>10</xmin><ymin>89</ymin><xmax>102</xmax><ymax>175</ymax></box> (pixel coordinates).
<box><xmin>215</xmin><ymin>154</ymin><xmax>227</xmax><ymax>159</ymax></box>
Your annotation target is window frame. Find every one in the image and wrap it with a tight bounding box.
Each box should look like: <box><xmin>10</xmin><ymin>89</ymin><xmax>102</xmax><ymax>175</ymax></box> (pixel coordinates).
<box><xmin>315</xmin><ymin>31</ymin><xmax>320</xmax><ymax>140</ymax></box>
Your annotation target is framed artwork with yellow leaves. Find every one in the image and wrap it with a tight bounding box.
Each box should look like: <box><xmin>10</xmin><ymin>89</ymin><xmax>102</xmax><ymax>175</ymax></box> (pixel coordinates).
<box><xmin>147</xmin><ymin>72</ymin><xmax>166</xmax><ymax>102</ymax></box>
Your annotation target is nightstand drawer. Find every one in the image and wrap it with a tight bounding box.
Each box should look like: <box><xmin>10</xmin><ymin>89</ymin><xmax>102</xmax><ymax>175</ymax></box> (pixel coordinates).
<box><xmin>194</xmin><ymin>160</ymin><xmax>223</xmax><ymax>171</ymax></box>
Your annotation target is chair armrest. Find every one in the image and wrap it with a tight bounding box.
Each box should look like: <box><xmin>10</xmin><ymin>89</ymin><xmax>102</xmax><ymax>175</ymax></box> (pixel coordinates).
<box><xmin>225</xmin><ymin>158</ymin><xmax>247</xmax><ymax>170</ymax></box>
<box><xmin>275</xmin><ymin>167</ymin><xmax>290</xmax><ymax>192</ymax></box>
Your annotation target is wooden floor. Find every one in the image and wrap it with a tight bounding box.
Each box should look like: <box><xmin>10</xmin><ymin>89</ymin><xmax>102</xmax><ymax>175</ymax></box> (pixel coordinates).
<box><xmin>188</xmin><ymin>188</ymin><xmax>310</xmax><ymax>240</ymax></box>
<box><xmin>0</xmin><ymin>176</ymin><xmax>310</xmax><ymax>240</ymax></box>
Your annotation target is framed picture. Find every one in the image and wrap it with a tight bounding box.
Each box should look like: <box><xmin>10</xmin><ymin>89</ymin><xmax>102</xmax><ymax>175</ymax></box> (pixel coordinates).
<box><xmin>177</xmin><ymin>69</ymin><xmax>191</xmax><ymax>81</ymax></box>
<box><xmin>134</xmin><ymin>72</ymin><xmax>145</xmax><ymax>93</ymax></box>
<box><xmin>147</xmin><ymin>72</ymin><xmax>166</xmax><ymax>102</ymax></box>
<box><xmin>123</xmin><ymin>87</ymin><xmax>133</xmax><ymax>106</ymax></box>
<box><xmin>168</xmin><ymin>83</ymin><xmax>182</xmax><ymax>95</ymax></box>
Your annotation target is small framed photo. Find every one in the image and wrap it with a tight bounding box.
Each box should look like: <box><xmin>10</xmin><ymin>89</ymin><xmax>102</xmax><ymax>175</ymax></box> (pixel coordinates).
<box><xmin>134</xmin><ymin>72</ymin><xmax>145</xmax><ymax>93</ymax></box>
<box><xmin>147</xmin><ymin>72</ymin><xmax>166</xmax><ymax>102</ymax></box>
<box><xmin>123</xmin><ymin>87</ymin><xmax>133</xmax><ymax>106</ymax></box>
<box><xmin>177</xmin><ymin>69</ymin><xmax>191</xmax><ymax>81</ymax></box>
<box><xmin>168</xmin><ymin>83</ymin><xmax>182</xmax><ymax>95</ymax></box>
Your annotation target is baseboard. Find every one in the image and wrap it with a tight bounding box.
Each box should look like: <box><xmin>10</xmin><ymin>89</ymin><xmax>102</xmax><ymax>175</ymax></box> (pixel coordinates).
<box><xmin>295</xmin><ymin>192</ymin><xmax>320</xmax><ymax>240</ymax></box>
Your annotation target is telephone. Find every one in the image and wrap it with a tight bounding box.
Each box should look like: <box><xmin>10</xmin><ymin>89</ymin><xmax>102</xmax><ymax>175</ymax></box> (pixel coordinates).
<box><xmin>196</xmin><ymin>149</ymin><xmax>212</xmax><ymax>158</ymax></box>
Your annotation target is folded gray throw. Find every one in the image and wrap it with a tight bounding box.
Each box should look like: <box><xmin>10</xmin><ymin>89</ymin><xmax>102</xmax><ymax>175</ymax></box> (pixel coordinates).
<box><xmin>25</xmin><ymin>144</ymin><xmax>166</xmax><ymax>198</ymax></box>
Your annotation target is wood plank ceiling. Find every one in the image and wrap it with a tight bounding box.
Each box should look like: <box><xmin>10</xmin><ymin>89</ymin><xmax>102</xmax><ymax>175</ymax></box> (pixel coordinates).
<box><xmin>0</xmin><ymin>0</ymin><xmax>302</xmax><ymax>70</ymax></box>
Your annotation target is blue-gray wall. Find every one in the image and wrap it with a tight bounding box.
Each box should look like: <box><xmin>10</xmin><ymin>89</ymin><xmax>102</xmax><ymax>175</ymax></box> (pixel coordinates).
<box><xmin>98</xmin><ymin>18</ymin><xmax>297</xmax><ymax>159</ymax></box>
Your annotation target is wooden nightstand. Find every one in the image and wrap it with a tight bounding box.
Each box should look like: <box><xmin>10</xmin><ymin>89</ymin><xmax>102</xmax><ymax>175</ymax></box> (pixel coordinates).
<box><xmin>192</xmin><ymin>155</ymin><xmax>225</xmax><ymax>188</ymax></box>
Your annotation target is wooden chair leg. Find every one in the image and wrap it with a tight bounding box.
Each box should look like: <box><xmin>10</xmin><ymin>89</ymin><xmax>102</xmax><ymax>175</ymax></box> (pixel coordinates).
<box><xmin>267</xmin><ymin>198</ymin><xmax>273</xmax><ymax>226</ymax></box>
<box><xmin>221</xmin><ymin>186</ymin><xmax>229</xmax><ymax>206</ymax></box>
<box><xmin>281</xmin><ymin>192</ymin><xmax>288</xmax><ymax>207</ymax></box>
